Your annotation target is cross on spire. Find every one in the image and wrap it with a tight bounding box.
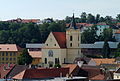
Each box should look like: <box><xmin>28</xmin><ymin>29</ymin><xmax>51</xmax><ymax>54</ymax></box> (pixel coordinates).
<box><xmin>69</xmin><ymin>13</ymin><xmax>78</xmax><ymax>29</ymax></box>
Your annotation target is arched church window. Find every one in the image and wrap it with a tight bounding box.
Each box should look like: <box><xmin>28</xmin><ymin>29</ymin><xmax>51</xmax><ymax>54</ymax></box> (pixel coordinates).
<box><xmin>70</xmin><ymin>43</ymin><xmax>72</xmax><ymax>47</ymax></box>
<box><xmin>70</xmin><ymin>36</ymin><xmax>72</xmax><ymax>41</ymax></box>
<box><xmin>48</xmin><ymin>50</ymin><xmax>53</xmax><ymax>57</ymax></box>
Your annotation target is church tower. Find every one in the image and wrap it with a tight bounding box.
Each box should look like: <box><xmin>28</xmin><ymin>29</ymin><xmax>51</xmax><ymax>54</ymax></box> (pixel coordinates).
<box><xmin>66</xmin><ymin>14</ymin><xmax>82</xmax><ymax>63</ymax></box>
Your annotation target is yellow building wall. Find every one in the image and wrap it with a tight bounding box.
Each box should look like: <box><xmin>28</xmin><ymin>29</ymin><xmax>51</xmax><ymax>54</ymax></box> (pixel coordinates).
<box><xmin>32</xmin><ymin>58</ymin><xmax>42</xmax><ymax>65</ymax></box>
<box><xmin>42</xmin><ymin>32</ymin><xmax>66</xmax><ymax>67</ymax></box>
<box><xmin>0</xmin><ymin>51</ymin><xmax>21</xmax><ymax>64</ymax></box>
<box><xmin>42</xmin><ymin>48</ymin><xmax>66</xmax><ymax>67</ymax></box>
<box><xmin>66</xmin><ymin>48</ymin><xmax>81</xmax><ymax>63</ymax></box>
<box><xmin>66</xmin><ymin>29</ymin><xmax>82</xmax><ymax>63</ymax></box>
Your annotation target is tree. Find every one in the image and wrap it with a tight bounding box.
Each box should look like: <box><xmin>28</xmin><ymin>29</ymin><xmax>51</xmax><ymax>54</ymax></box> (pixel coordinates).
<box><xmin>105</xmin><ymin>16</ymin><xmax>113</xmax><ymax>25</ymax></box>
<box><xmin>102</xmin><ymin>40</ymin><xmax>111</xmax><ymax>58</ymax></box>
<box><xmin>98</xmin><ymin>28</ymin><xmax>116</xmax><ymax>42</ymax></box>
<box><xmin>54</xmin><ymin>64</ymin><xmax>61</xmax><ymax>68</ymax></box>
<box><xmin>95</xmin><ymin>14</ymin><xmax>100</xmax><ymax>24</ymax></box>
<box><xmin>114</xmin><ymin>43</ymin><xmax>120</xmax><ymax>57</ymax></box>
<box><xmin>116</xmin><ymin>14</ymin><xmax>120</xmax><ymax>22</ymax></box>
<box><xmin>81</xmin><ymin>25</ymin><xmax>97</xmax><ymax>43</ymax></box>
<box><xmin>80</xmin><ymin>12</ymin><xmax>87</xmax><ymax>23</ymax></box>
<box><xmin>18</xmin><ymin>49</ymin><xmax>33</xmax><ymax>65</ymax></box>
<box><xmin>87</xmin><ymin>13</ymin><xmax>95</xmax><ymax>24</ymax></box>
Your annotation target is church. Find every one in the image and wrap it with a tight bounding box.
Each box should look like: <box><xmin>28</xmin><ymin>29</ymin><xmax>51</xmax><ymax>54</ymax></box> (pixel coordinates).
<box><xmin>42</xmin><ymin>14</ymin><xmax>82</xmax><ymax>67</ymax></box>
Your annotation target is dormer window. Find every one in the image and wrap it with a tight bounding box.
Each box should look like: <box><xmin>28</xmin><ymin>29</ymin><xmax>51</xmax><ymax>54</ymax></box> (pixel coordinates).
<box><xmin>7</xmin><ymin>48</ymin><xmax>9</xmax><ymax>50</ymax></box>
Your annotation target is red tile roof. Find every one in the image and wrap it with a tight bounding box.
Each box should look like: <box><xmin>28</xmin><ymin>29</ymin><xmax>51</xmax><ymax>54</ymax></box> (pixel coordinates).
<box><xmin>22</xmin><ymin>19</ymin><xmax>40</xmax><ymax>23</ymax></box>
<box><xmin>0</xmin><ymin>44</ymin><xmax>22</xmax><ymax>52</ymax></box>
<box><xmin>13</xmin><ymin>68</ymin><xmax>69</xmax><ymax>79</ymax></box>
<box><xmin>29</xmin><ymin>51</ymin><xmax>42</xmax><ymax>58</ymax></box>
<box><xmin>0</xmin><ymin>64</ymin><xmax>15</xmax><ymax>79</ymax></box>
<box><xmin>52</xmin><ymin>32</ymin><xmax>66</xmax><ymax>48</ymax></box>
<box><xmin>81</xmin><ymin>66</ymin><xmax>105</xmax><ymax>80</ymax></box>
<box><xmin>92</xmin><ymin>58</ymin><xmax>115</xmax><ymax>65</ymax></box>
<box><xmin>65</xmin><ymin>64</ymin><xmax>78</xmax><ymax>74</ymax></box>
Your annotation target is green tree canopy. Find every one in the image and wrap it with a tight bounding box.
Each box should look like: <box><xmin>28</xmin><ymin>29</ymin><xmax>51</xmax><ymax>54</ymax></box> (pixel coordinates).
<box><xmin>102</xmin><ymin>40</ymin><xmax>111</xmax><ymax>58</ymax></box>
<box><xmin>114</xmin><ymin>43</ymin><xmax>120</xmax><ymax>57</ymax></box>
<box><xmin>17</xmin><ymin>49</ymin><xmax>33</xmax><ymax>65</ymax></box>
<box><xmin>81</xmin><ymin>25</ymin><xmax>97</xmax><ymax>43</ymax></box>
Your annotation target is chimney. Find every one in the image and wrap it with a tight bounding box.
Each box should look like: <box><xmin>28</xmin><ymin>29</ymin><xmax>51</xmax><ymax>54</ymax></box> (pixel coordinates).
<box><xmin>3</xmin><ymin>66</ymin><xmax>6</xmax><ymax>71</ymax></box>
<box><xmin>8</xmin><ymin>63</ymin><xmax>10</xmax><ymax>69</ymax></box>
<box><xmin>60</xmin><ymin>72</ymin><xmax>62</xmax><ymax>78</ymax></box>
<box><xmin>29</xmin><ymin>64</ymin><xmax>31</xmax><ymax>69</ymax></box>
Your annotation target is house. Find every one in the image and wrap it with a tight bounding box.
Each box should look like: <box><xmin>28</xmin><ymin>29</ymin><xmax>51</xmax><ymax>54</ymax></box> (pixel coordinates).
<box><xmin>0</xmin><ymin>44</ymin><xmax>22</xmax><ymax>64</ymax></box>
<box><xmin>0</xmin><ymin>64</ymin><xmax>29</xmax><ymax>79</ymax></box>
<box><xmin>12</xmin><ymin>68</ymin><xmax>69</xmax><ymax>80</ymax></box>
<box><xmin>96</xmin><ymin>22</ymin><xmax>110</xmax><ymax>36</ymax></box>
<box><xmin>79</xmin><ymin>65</ymin><xmax>107</xmax><ymax>80</ymax></box>
<box><xmin>26</xmin><ymin>44</ymin><xmax>44</xmax><ymax>65</ymax></box>
<box><xmin>29</xmin><ymin>51</ymin><xmax>42</xmax><ymax>65</ymax></box>
<box><xmin>42</xmin><ymin>14</ymin><xmax>82</xmax><ymax>67</ymax></box>
<box><xmin>6</xmin><ymin>18</ymin><xmax>41</xmax><ymax>24</ymax></box>
<box><xmin>88</xmin><ymin>58</ymin><xmax>115</xmax><ymax>66</ymax></box>
<box><xmin>0</xmin><ymin>64</ymin><xmax>15</xmax><ymax>79</ymax></box>
<box><xmin>114</xmin><ymin>30</ymin><xmax>120</xmax><ymax>42</ymax></box>
<box><xmin>114</xmin><ymin>68</ymin><xmax>120</xmax><ymax>79</ymax></box>
<box><xmin>81</xmin><ymin>41</ymin><xmax>119</xmax><ymax>56</ymax></box>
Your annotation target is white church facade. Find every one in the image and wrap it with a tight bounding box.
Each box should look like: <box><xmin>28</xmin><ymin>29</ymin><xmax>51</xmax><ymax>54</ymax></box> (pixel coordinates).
<box><xmin>42</xmin><ymin>14</ymin><xmax>82</xmax><ymax>67</ymax></box>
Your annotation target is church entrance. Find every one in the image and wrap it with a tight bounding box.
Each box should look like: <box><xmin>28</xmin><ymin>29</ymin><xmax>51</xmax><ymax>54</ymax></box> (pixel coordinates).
<box><xmin>48</xmin><ymin>61</ymin><xmax>53</xmax><ymax>67</ymax></box>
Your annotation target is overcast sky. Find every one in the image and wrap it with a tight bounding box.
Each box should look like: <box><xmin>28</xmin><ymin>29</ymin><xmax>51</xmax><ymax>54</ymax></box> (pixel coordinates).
<box><xmin>0</xmin><ymin>0</ymin><xmax>120</xmax><ymax>20</ymax></box>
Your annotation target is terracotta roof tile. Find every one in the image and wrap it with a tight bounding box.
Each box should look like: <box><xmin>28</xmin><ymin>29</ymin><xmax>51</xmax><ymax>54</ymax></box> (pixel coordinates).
<box><xmin>52</xmin><ymin>32</ymin><xmax>66</xmax><ymax>48</ymax></box>
<box><xmin>90</xmin><ymin>74</ymin><xmax>105</xmax><ymax>80</ymax></box>
<box><xmin>0</xmin><ymin>44</ymin><xmax>22</xmax><ymax>52</ymax></box>
<box><xmin>29</xmin><ymin>51</ymin><xmax>42</xmax><ymax>58</ymax></box>
<box><xmin>81</xmin><ymin>66</ymin><xmax>105</xmax><ymax>80</ymax></box>
<box><xmin>92</xmin><ymin>58</ymin><xmax>115</xmax><ymax>65</ymax></box>
<box><xmin>64</xmin><ymin>64</ymin><xmax>77</xmax><ymax>74</ymax></box>
<box><xmin>0</xmin><ymin>64</ymin><xmax>15</xmax><ymax>79</ymax></box>
<box><xmin>13</xmin><ymin>68</ymin><xmax>69</xmax><ymax>79</ymax></box>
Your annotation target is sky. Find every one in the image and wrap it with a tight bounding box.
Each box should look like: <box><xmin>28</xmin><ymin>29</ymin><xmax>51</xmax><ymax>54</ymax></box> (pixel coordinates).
<box><xmin>0</xmin><ymin>0</ymin><xmax>120</xmax><ymax>20</ymax></box>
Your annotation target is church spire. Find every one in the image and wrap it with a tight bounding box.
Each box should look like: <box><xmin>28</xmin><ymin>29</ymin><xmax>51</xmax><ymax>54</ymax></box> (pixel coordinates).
<box><xmin>69</xmin><ymin>13</ymin><xmax>78</xmax><ymax>29</ymax></box>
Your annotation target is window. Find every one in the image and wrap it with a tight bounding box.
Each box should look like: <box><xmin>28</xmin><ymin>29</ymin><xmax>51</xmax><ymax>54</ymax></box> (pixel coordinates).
<box><xmin>45</xmin><ymin>58</ymin><xmax>47</xmax><ymax>64</ymax></box>
<box><xmin>10</xmin><ymin>52</ymin><xmax>12</xmax><ymax>56</ymax></box>
<box><xmin>48</xmin><ymin>50</ymin><xmax>53</xmax><ymax>57</ymax></box>
<box><xmin>78</xmin><ymin>35</ymin><xmax>79</xmax><ymax>41</ymax></box>
<box><xmin>54</xmin><ymin>44</ymin><xmax>56</xmax><ymax>46</ymax></box>
<box><xmin>6</xmin><ymin>58</ymin><xmax>8</xmax><ymax>61</ymax></box>
<box><xmin>46</xmin><ymin>44</ymin><xmax>48</xmax><ymax>46</ymax></box>
<box><xmin>70</xmin><ymin>43</ymin><xmax>72</xmax><ymax>47</ymax></box>
<box><xmin>78</xmin><ymin>43</ymin><xmax>79</xmax><ymax>47</ymax></box>
<box><xmin>14</xmin><ymin>53</ymin><xmax>16</xmax><ymax>56</ymax></box>
<box><xmin>55</xmin><ymin>58</ymin><xmax>59</xmax><ymax>64</ymax></box>
<box><xmin>10</xmin><ymin>58</ymin><xmax>12</xmax><ymax>61</ymax></box>
<box><xmin>2</xmin><ymin>58</ymin><xmax>4</xmax><ymax>60</ymax></box>
<box><xmin>117</xmin><ymin>76</ymin><xmax>119</xmax><ymax>78</ymax></box>
<box><xmin>64</xmin><ymin>58</ymin><xmax>66</xmax><ymax>63</ymax></box>
<box><xmin>2</xmin><ymin>52</ymin><xmax>4</xmax><ymax>56</ymax></box>
<box><xmin>6</xmin><ymin>52</ymin><xmax>8</xmax><ymax>56</ymax></box>
<box><xmin>13</xmin><ymin>58</ymin><xmax>16</xmax><ymax>61</ymax></box>
<box><xmin>70</xmin><ymin>36</ymin><xmax>72</xmax><ymax>41</ymax></box>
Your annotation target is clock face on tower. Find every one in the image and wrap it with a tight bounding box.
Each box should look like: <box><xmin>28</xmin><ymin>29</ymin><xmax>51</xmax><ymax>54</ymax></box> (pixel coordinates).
<box><xmin>48</xmin><ymin>50</ymin><xmax>53</xmax><ymax>57</ymax></box>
